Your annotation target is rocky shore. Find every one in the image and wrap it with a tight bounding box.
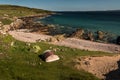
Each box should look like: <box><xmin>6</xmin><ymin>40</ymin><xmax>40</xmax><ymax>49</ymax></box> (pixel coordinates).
<box><xmin>8</xmin><ymin>30</ymin><xmax>120</xmax><ymax>53</ymax></box>
<box><xmin>0</xmin><ymin>13</ymin><xmax>120</xmax><ymax>53</ymax></box>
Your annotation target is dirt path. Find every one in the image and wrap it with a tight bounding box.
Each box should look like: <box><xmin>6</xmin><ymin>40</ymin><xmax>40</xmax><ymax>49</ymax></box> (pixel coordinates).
<box><xmin>9</xmin><ymin>30</ymin><xmax>120</xmax><ymax>53</ymax></box>
<box><xmin>74</xmin><ymin>55</ymin><xmax>120</xmax><ymax>80</ymax></box>
<box><xmin>53</xmin><ymin>38</ymin><xmax>120</xmax><ymax>53</ymax></box>
<box><xmin>9</xmin><ymin>29</ymin><xmax>52</xmax><ymax>43</ymax></box>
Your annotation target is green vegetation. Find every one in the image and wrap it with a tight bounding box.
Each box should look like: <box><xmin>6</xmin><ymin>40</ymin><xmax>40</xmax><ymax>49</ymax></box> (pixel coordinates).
<box><xmin>1</xmin><ymin>19</ymin><xmax>12</xmax><ymax>25</ymax></box>
<box><xmin>0</xmin><ymin>35</ymin><xmax>114</xmax><ymax>80</ymax></box>
<box><xmin>0</xmin><ymin>5</ymin><xmax>52</xmax><ymax>25</ymax></box>
<box><xmin>0</xmin><ymin>5</ymin><xmax>51</xmax><ymax>18</ymax></box>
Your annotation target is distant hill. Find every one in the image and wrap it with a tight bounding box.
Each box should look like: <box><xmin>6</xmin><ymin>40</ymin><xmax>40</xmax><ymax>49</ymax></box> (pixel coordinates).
<box><xmin>0</xmin><ymin>5</ymin><xmax>52</xmax><ymax>17</ymax></box>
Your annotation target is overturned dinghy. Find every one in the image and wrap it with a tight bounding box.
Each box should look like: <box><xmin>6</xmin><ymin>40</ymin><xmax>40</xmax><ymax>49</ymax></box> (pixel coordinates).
<box><xmin>43</xmin><ymin>50</ymin><xmax>60</xmax><ymax>62</ymax></box>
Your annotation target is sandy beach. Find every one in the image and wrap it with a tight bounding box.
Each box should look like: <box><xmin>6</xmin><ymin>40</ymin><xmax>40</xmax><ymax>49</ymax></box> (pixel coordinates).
<box><xmin>9</xmin><ymin>30</ymin><xmax>120</xmax><ymax>53</ymax></box>
<box><xmin>53</xmin><ymin>38</ymin><xmax>120</xmax><ymax>53</ymax></box>
<box><xmin>9</xmin><ymin>29</ymin><xmax>52</xmax><ymax>43</ymax></box>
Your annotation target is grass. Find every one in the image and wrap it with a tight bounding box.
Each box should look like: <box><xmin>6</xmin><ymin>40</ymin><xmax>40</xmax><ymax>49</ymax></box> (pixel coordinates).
<box><xmin>0</xmin><ymin>34</ymin><xmax>115</xmax><ymax>80</ymax></box>
<box><xmin>0</xmin><ymin>5</ymin><xmax>51</xmax><ymax>18</ymax></box>
<box><xmin>1</xmin><ymin>19</ymin><xmax>12</xmax><ymax>25</ymax></box>
<box><xmin>0</xmin><ymin>5</ymin><xmax>52</xmax><ymax>25</ymax></box>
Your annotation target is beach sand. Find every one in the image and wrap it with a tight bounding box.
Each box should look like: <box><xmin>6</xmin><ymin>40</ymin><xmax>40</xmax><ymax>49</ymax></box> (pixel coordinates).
<box><xmin>9</xmin><ymin>30</ymin><xmax>120</xmax><ymax>53</ymax></box>
<box><xmin>74</xmin><ymin>55</ymin><xmax>120</xmax><ymax>79</ymax></box>
<box><xmin>53</xmin><ymin>38</ymin><xmax>120</xmax><ymax>53</ymax></box>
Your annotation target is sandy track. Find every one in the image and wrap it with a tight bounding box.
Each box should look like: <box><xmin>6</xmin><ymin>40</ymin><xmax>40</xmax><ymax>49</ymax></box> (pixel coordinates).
<box><xmin>9</xmin><ymin>30</ymin><xmax>120</xmax><ymax>53</ymax></box>
<box><xmin>9</xmin><ymin>30</ymin><xmax>52</xmax><ymax>43</ymax></box>
<box><xmin>74</xmin><ymin>55</ymin><xmax>120</xmax><ymax>79</ymax></box>
<box><xmin>53</xmin><ymin>38</ymin><xmax>120</xmax><ymax>53</ymax></box>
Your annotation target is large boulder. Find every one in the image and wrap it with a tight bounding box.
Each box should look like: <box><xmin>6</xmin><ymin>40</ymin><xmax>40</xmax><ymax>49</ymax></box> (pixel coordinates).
<box><xmin>117</xmin><ymin>36</ymin><xmax>120</xmax><ymax>45</ymax></box>
<box><xmin>97</xmin><ymin>31</ymin><xmax>105</xmax><ymax>40</ymax></box>
<box><xmin>87</xmin><ymin>32</ymin><xmax>94</xmax><ymax>41</ymax></box>
<box><xmin>48</xmin><ymin>37</ymin><xmax>58</xmax><ymax>42</ymax></box>
<box><xmin>10</xmin><ymin>19</ymin><xmax>25</xmax><ymax>30</ymax></box>
<box><xmin>0</xmin><ymin>25</ymin><xmax>10</xmax><ymax>34</ymax></box>
<box><xmin>71</xmin><ymin>28</ymin><xmax>84</xmax><ymax>39</ymax></box>
<box><xmin>43</xmin><ymin>50</ymin><xmax>60</xmax><ymax>62</ymax></box>
<box><xmin>2</xmin><ymin>25</ymin><xmax>11</xmax><ymax>32</ymax></box>
<box><xmin>54</xmin><ymin>34</ymin><xmax>65</xmax><ymax>41</ymax></box>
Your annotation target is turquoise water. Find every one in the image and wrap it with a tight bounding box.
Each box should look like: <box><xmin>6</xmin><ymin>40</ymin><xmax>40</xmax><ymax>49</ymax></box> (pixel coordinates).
<box><xmin>38</xmin><ymin>11</ymin><xmax>120</xmax><ymax>36</ymax></box>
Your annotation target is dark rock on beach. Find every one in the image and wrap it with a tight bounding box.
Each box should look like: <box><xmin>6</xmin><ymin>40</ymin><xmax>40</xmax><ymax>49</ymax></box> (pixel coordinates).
<box><xmin>117</xmin><ymin>36</ymin><xmax>120</xmax><ymax>45</ymax></box>
<box><xmin>71</xmin><ymin>28</ymin><xmax>84</xmax><ymax>39</ymax></box>
<box><xmin>97</xmin><ymin>31</ymin><xmax>105</xmax><ymax>40</ymax></box>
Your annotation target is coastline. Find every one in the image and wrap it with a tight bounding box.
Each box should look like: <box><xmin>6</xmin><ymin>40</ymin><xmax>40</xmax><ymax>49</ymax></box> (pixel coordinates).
<box><xmin>1</xmin><ymin>11</ymin><xmax>119</xmax><ymax>53</ymax></box>
<box><xmin>9</xmin><ymin>30</ymin><xmax>120</xmax><ymax>53</ymax></box>
<box><xmin>34</xmin><ymin>12</ymin><xmax>120</xmax><ymax>45</ymax></box>
<box><xmin>6</xmin><ymin>13</ymin><xmax>120</xmax><ymax>53</ymax></box>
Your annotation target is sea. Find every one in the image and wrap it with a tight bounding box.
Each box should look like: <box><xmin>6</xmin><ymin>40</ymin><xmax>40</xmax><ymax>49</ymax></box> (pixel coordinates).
<box><xmin>37</xmin><ymin>11</ymin><xmax>120</xmax><ymax>37</ymax></box>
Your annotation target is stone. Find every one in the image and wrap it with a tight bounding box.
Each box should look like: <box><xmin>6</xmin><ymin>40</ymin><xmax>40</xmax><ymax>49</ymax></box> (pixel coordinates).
<box><xmin>97</xmin><ymin>31</ymin><xmax>105</xmax><ymax>40</ymax></box>
<box><xmin>43</xmin><ymin>50</ymin><xmax>60</xmax><ymax>62</ymax></box>
<box><xmin>47</xmin><ymin>24</ymin><xmax>55</xmax><ymax>28</ymax></box>
<box><xmin>60</xmin><ymin>49</ymin><xmax>65</xmax><ymax>52</ymax></box>
<box><xmin>32</xmin><ymin>45</ymin><xmax>41</xmax><ymax>53</ymax></box>
<box><xmin>4</xmin><ymin>14</ymin><xmax>9</xmax><ymax>17</ymax></box>
<box><xmin>13</xmin><ymin>16</ymin><xmax>18</xmax><ymax>21</ymax></box>
<box><xmin>2</xmin><ymin>25</ymin><xmax>11</xmax><ymax>32</ymax></box>
<box><xmin>84</xmin><ymin>61</ymin><xmax>90</xmax><ymax>65</ymax></box>
<box><xmin>71</xmin><ymin>28</ymin><xmax>84</xmax><ymax>39</ymax></box>
<box><xmin>10</xmin><ymin>19</ymin><xmax>25</xmax><ymax>30</ymax></box>
<box><xmin>10</xmin><ymin>41</ymin><xmax>15</xmax><ymax>46</ymax></box>
<box><xmin>0</xmin><ymin>30</ymin><xmax>6</xmax><ymax>34</ymax></box>
<box><xmin>116</xmin><ymin>36</ymin><xmax>120</xmax><ymax>45</ymax></box>
<box><xmin>49</xmin><ymin>46</ymin><xmax>53</xmax><ymax>49</ymax></box>
<box><xmin>53</xmin><ymin>48</ymin><xmax>57</xmax><ymax>52</ymax></box>
<box><xmin>0</xmin><ymin>21</ymin><xmax>3</xmax><ymax>27</ymax></box>
<box><xmin>54</xmin><ymin>34</ymin><xmax>65</xmax><ymax>41</ymax></box>
<box><xmin>49</xmin><ymin>37</ymin><xmax>58</xmax><ymax>42</ymax></box>
<box><xmin>87</xmin><ymin>32</ymin><xmax>94</xmax><ymax>41</ymax></box>
<box><xmin>26</xmin><ymin>43</ymin><xmax>31</xmax><ymax>46</ymax></box>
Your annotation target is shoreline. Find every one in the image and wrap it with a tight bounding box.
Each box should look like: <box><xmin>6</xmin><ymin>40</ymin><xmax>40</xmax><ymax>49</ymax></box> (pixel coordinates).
<box><xmin>9</xmin><ymin>30</ymin><xmax>120</xmax><ymax>53</ymax></box>
<box><xmin>52</xmin><ymin>38</ymin><xmax>120</xmax><ymax>53</ymax></box>
<box><xmin>1</xmin><ymin>12</ymin><xmax>120</xmax><ymax>53</ymax></box>
<box><xmin>33</xmin><ymin>14</ymin><xmax>119</xmax><ymax>45</ymax></box>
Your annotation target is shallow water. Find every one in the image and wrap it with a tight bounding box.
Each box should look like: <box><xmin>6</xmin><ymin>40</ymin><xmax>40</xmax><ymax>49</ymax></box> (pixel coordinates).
<box><xmin>38</xmin><ymin>11</ymin><xmax>120</xmax><ymax>36</ymax></box>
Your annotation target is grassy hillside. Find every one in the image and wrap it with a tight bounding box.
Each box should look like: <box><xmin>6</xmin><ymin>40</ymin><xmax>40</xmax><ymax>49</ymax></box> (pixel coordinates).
<box><xmin>0</xmin><ymin>34</ymin><xmax>114</xmax><ymax>80</ymax></box>
<box><xmin>0</xmin><ymin>5</ymin><xmax>51</xmax><ymax>18</ymax></box>
<box><xmin>0</xmin><ymin>5</ymin><xmax>52</xmax><ymax>25</ymax></box>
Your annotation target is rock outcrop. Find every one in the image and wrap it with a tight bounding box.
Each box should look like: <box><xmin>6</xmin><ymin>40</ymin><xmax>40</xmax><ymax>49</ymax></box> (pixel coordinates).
<box><xmin>42</xmin><ymin>50</ymin><xmax>60</xmax><ymax>62</ymax></box>
<box><xmin>10</xmin><ymin>19</ymin><xmax>25</xmax><ymax>30</ymax></box>
<box><xmin>117</xmin><ymin>36</ymin><xmax>120</xmax><ymax>45</ymax></box>
<box><xmin>97</xmin><ymin>31</ymin><xmax>105</xmax><ymax>40</ymax></box>
<box><xmin>71</xmin><ymin>28</ymin><xmax>84</xmax><ymax>39</ymax></box>
<box><xmin>87</xmin><ymin>31</ymin><xmax>94</xmax><ymax>41</ymax></box>
<box><xmin>2</xmin><ymin>25</ymin><xmax>11</xmax><ymax>34</ymax></box>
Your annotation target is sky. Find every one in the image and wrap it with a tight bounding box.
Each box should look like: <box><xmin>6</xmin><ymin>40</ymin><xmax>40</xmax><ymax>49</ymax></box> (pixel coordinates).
<box><xmin>0</xmin><ymin>0</ymin><xmax>120</xmax><ymax>11</ymax></box>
